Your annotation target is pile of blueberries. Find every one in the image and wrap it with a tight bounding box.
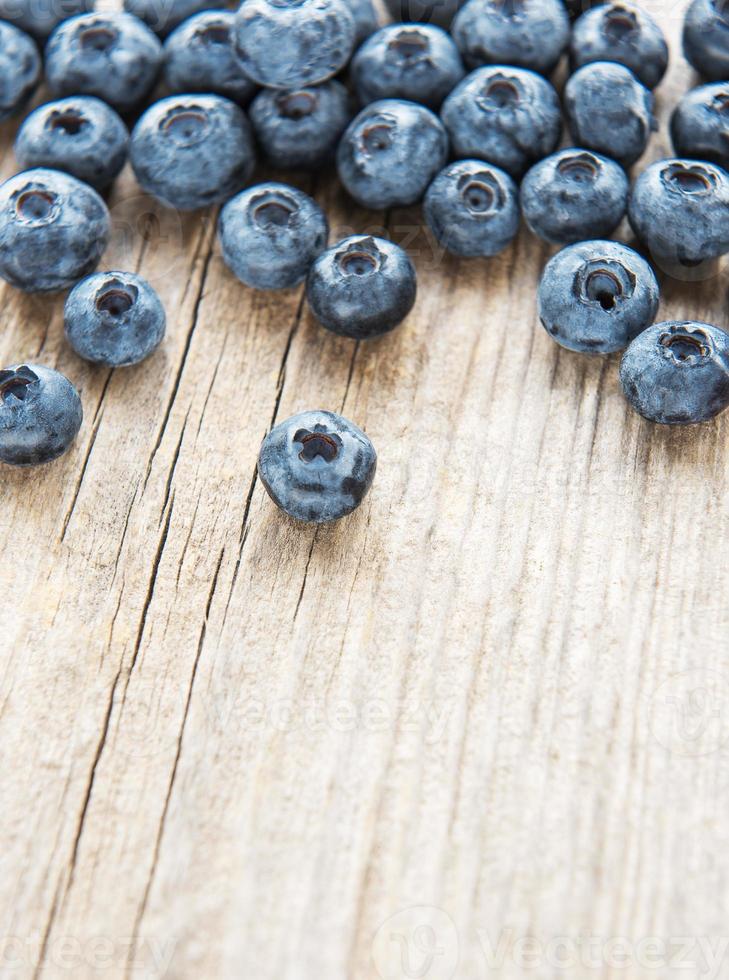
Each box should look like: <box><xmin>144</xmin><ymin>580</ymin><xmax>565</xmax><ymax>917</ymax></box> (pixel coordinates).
<box><xmin>1</xmin><ymin>0</ymin><xmax>729</xmax><ymax>525</ymax></box>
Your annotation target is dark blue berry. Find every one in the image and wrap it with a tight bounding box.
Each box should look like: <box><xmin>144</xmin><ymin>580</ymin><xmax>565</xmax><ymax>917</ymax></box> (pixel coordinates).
<box><xmin>163</xmin><ymin>11</ymin><xmax>257</xmax><ymax>104</ymax></box>
<box><xmin>440</xmin><ymin>66</ymin><xmax>562</xmax><ymax>180</ymax></box>
<box><xmin>570</xmin><ymin>3</ymin><xmax>668</xmax><ymax>90</ymax></box>
<box><xmin>45</xmin><ymin>12</ymin><xmax>163</xmax><ymax>114</ymax></box>
<box><xmin>15</xmin><ymin>97</ymin><xmax>129</xmax><ymax>191</ymax></box>
<box><xmin>0</xmin><ymin>0</ymin><xmax>91</xmax><ymax>42</ymax></box>
<box><xmin>0</xmin><ymin>168</ymin><xmax>110</xmax><ymax>293</ymax></box>
<box><xmin>234</xmin><ymin>0</ymin><xmax>355</xmax><ymax>89</ymax></box>
<box><xmin>219</xmin><ymin>183</ymin><xmax>329</xmax><ymax>291</ymax></box>
<box><xmin>671</xmin><ymin>83</ymin><xmax>729</xmax><ymax>169</ymax></box>
<box><xmin>64</xmin><ymin>271</ymin><xmax>166</xmax><ymax>367</ymax></box>
<box><xmin>0</xmin><ymin>364</ymin><xmax>83</xmax><ymax>466</ymax></box>
<box><xmin>424</xmin><ymin>160</ymin><xmax>520</xmax><ymax>257</ymax></box>
<box><xmin>131</xmin><ymin>95</ymin><xmax>256</xmax><ymax>211</ymax></box>
<box><xmin>452</xmin><ymin>0</ymin><xmax>570</xmax><ymax>76</ymax></box>
<box><xmin>352</xmin><ymin>0</ymin><xmax>379</xmax><ymax>43</ymax></box>
<box><xmin>628</xmin><ymin>159</ymin><xmax>729</xmax><ymax>273</ymax></box>
<box><xmin>539</xmin><ymin>240</ymin><xmax>659</xmax><ymax>354</ymax></box>
<box><xmin>383</xmin><ymin>0</ymin><xmax>467</xmax><ymax>26</ymax></box>
<box><xmin>258</xmin><ymin>410</ymin><xmax>377</xmax><ymax>524</ymax></box>
<box><xmin>250</xmin><ymin>81</ymin><xmax>352</xmax><ymax>171</ymax></box>
<box><xmin>351</xmin><ymin>24</ymin><xmax>464</xmax><ymax>110</ymax></box>
<box><xmin>564</xmin><ymin>61</ymin><xmax>655</xmax><ymax>168</ymax></box>
<box><xmin>337</xmin><ymin>99</ymin><xmax>448</xmax><ymax>209</ymax></box>
<box><xmin>683</xmin><ymin>0</ymin><xmax>729</xmax><ymax>81</ymax></box>
<box><xmin>0</xmin><ymin>21</ymin><xmax>41</xmax><ymax>120</ymax></box>
<box><xmin>521</xmin><ymin>149</ymin><xmax>629</xmax><ymax>246</ymax></box>
<box><xmin>620</xmin><ymin>321</ymin><xmax>729</xmax><ymax>424</ymax></box>
<box><xmin>124</xmin><ymin>0</ymin><xmax>218</xmax><ymax>37</ymax></box>
<box><xmin>307</xmin><ymin>235</ymin><xmax>416</xmax><ymax>339</ymax></box>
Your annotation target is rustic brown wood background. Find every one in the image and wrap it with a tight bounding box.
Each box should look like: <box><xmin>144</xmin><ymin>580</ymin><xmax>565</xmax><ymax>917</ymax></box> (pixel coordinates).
<box><xmin>2</xmin><ymin>3</ymin><xmax>729</xmax><ymax>978</ymax></box>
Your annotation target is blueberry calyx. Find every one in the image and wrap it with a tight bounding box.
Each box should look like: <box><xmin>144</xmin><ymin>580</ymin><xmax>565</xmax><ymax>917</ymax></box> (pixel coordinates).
<box><xmin>47</xmin><ymin>110</ymin><xmax>87</xmax><ymax>136</ymax></box>
<box><xmin>160</xmin><ymin>105</ymin><xmax>210</xmax><ymax>146</ymax></box>
<box><xmin>361</xmin><ymin>118</ymin><xmax>395</xmax><ymax>154</ymax></box>
<box><xmin>659</xmin><ymin>327</ymin><xmax>710</xmax><ymax>364</ymax></box>
<box><xmin>387</xmin><ymin>28</ymin><xmax>430</xmax><ymax>63</ymax></box>
<box><xmin>276</xmin><ymin>90</ymin><xmax>318</xmax><ymax>120</ymax></box>
<box><xmin>661</xmin><ymin>162</ymin><xmax>716</xmax><ymax>195</ymax></box>
<box><xmin>458</xmin><ymin>171</ymin><xmax>502</xmax><ymax>215</ymax></box>
<box><xmin>250</xmin><ymin>189</ymin><xmax>299</xmax><ymax>230</ymax></box>
<box><xmin>95</xmin><ymin>280</ymin><xmax>138</xmax><ymax>317</ymax></box>
<box><xmin>79</xmin><ymin>25</ymin><xmax>119</xmax><ymax>52</ymax></box>
<box><xmin>13</xmin><ymin>186</ymin><xmax>60</xmax><ymax>225</ymax></box>
<box><xmin>478</xmin><ymin>76</ymin><xmax>522</xmax><ymax>112</ymax></box>
<box><xmin>578</xmin><ymin>261</ymin><xmax>636</xmax><ymax>311</ymax></box>
<box><xmin>294</xmin><ymin>427</ymin><xmax>341</xmax><ymax>462</ymax></box>
<box><xmin>336</xmin><ymin>238</ymin><xmax>382</xmax><ymax>277</ymax></box>
<box><xmin>557</xmin><ymin>152</ymin><xmax>601</xmax><ymax>183</ymax></box>
<box><xmin>0</xmin><ymin>366</ymin><xmax>39</xmax><ymax>403</ymax></box>
<box><xmin>197</xmin><ymin>23</ymin><xmax>229</xmax><ymax>46</ymax></box>
<box><xmin>601</xmin><ymin>7</ymin><xmax>638</xmax><ymax>40</ymax></box>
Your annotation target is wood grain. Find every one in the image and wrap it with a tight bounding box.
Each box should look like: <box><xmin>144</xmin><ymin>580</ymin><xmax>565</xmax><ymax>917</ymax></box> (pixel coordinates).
<box><xmin>2</xmin><ymin>4</ymin><xmax>729</xmax><ymax>979</ymax></box>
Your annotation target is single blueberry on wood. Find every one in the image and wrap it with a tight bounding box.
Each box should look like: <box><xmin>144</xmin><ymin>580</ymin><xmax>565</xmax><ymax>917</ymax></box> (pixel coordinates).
<box><xmin>0</xmin><ymin>364</ymin><xmax>83</xmax><ymax>466</ymax></box>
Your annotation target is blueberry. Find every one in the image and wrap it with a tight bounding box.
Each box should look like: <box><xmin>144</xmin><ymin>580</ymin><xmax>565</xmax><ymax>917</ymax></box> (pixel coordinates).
<box><xmin>351</xmin><ymin>24</ymin><xmax>464</xmax><ymax>110</ymax></box>
<box><xmin>440</xmin><ymin>66</ymin><xmax>562</xmax><ymax>180</ymax></box>
<box><xmin>628</xmin><ymin>159</ymin><xmax>729</xmax><ymax>273</ymax></box>
<box><xmin>570</xmin><ymin>3</ymin><xmax>668</xmax><ymax>90</ymax></box>
<box><xmin>234</xmin><ymin>0</ymin><xmax>355</xmax><ymax>89</ymax></box>
<box><xmin>452</xmin><ymin>0</ymin><xmax>570</xmax><ymax>76</ymax></box>
<box><xmin>0</xmin><ymin>168</ymin><xmax>110</xmax><ymax>293</ymax></box>
<box><xmin>258</xmin><ymin>410</ymin><xmax>377</xmax><ymax>523</ymax></box>
<box><xmin>163</xmin><ymin>11</ymin><xmax>257</xmax><ymax>105</ymax></box>
<box><xmin>0</xmin><ymin>0</ymin><xmax>91</xmax><ymax>42</ymax></box>
<box><xmin>15</xmin><ymin>97</ymin><xmax>129</xmax><ymax>191</ymax></box>
<box><xmin>0</xmin><ymin>21</ymin><xmax>41</xmax><ymax>120</ymax></box>
<box><xmin>538</xmin><ymin>240</ymin><xmax>659</xmax><ymax>354</ymax></box>
<box><xmin>521</xmin><ymin>149</ymin><xmax>629</xmax><ymax>246</ymax></box>
<box><xmin>564</xmin><ymin>62</ymin><xmax>655</xmax><ymax>169</ymax></box>
<box><xmin>0</xmin><ymin>364</ymin><xmax>83</xmax><ymax>466</ymax></box>
<box><xmin>124</xmin><ymin>0</ymin><xmax>218</xmax><ymax>38</ymax></box>
<box><xmin>131</xmin><ymin>95</ymin><xmax>256</xmax><ymax>211</ymax></box>
<box><xmin>620</xmin><ymin>321</ymin><xmax>729</xmax><ymax>424</ymax></box>
<box><xmin>383</xmin><ymin>0</ymin><xmax>467</xmax><ymax>26</ymax></box>
<box><xmin>671</xmin><ymin>83</ymin><xmax>729</xmax><ymax>169</ymax></box>
<box><xmin>424</xmin><ymin>160</ymin><xmax>520</xmax><ymax>258</ymax></box>
<box><xmin>45</xmin><ymin>12</ymin><xmax>163</xmax><ymax>114</ymax></box>
<box><xmin>563</xmin><ymin>0</ymin><xmax>604</xmax><ymax>20</ymax></box>
<box><xmin>64</xmin><ymin>271</ymin><xmax>165</xmax><ymax>367</ymax></box>
<box><xmin>683</xmin><ymin>0</ymin><xmax>729</xmax><ymax>81</ymax></box>
<box><xmin>307</xmin><ymin>235</ymin><xmax>416</xmax><ymax>340</ymax></box>
<box><xmin>351</xmin><ymin>0</ymin><xmax>379</xmax><ymax>44</ymax></box>
<box><xmin>219</xmin><ymin>182</ymin><xmax>329</xmax><ymax>290</ymax></box>
<box><xmin>250</xmin><ymin>81</ymin><xmax>352</xmax><ymax>171</ymax></box>
<box><xmin>337</xmin><ymin>99</ymin><xmax>448</xmax><ymax>209</ymax></box>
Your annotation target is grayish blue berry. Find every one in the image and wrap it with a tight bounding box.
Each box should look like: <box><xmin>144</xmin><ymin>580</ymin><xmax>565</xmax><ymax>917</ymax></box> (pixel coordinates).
<box><xmin>125</xmin><ymin>0</ymin><xmax>218</xmax><ymax>37</ymax></box>
<box><xmin>452</xmin><ymin>0</ymin><xmax>570</xmax><ymax>76</ymax></box>
<box><xmin>424</xmin><ymin>160</ymin><xmax>520</xmax><ymax>258</ymax></box>
<box><xmin>352</xmin><ymin>0</ymin><xmax>379</xmax><ymax>43</ymax></box>
<box><xmin>45</xmin><ymin>12</ymin><xmax>163</xmax><ymax>114</ymax></box>
<box><xmin>683</xmin><ymin>0</ymin><xmax>729</xmax><ymax>81</ymax></box>
<box><xmin>234</xmin><ymin>0</ymin><xmax>355</xmax><ymax>89</ymax></box>
<box><xmin>131</xmin><ymin>95</ymin><xmax>256</xmax><ymax>211</ymax></box>
<box><xmin>521</xmin><ymin>149</ymin><xmax>629</xmax><ymax>246</ymax></box>
<box><xmin>250</xmin><ymin>81</ymin><xmax>352</xmax><ymax>171</ymax></box>
<box><xmin>440</xmin><ymin>66</ymin><xmax>562</xmax><ymax>180</ymax></box>
<box><xmin>570</xmin><ymin>3</ymin><xmax>668</xmax><ymax>90</ymax></box>
<box><xmin>337</xmin><ymin>99</ymin><xmax>448</xmax><ymax>209</ymax></box>
<box><xmin>163</xmin><ymin>11</ymin><xmax>257</xmax><ymax>105</ymax></box>
<box><xmin>64</xmin><ymin>271</ymin><xmax>166</xmax><ymax>367</ymax></box>
<box><xmin>620</xmin><ymin>321</ymin><xmax>729</xmax><ymax>424</ymax></box>
<box><xmin>671</xmin><ymin>83</ymin><xmax>729</xmax><ymax>169</ymax></box>
<box><xmin>0</xmin><ymin>0</ymin><xmax>91</xmax><ymax>41</ymax></box>
<box><xmin>219</xmin><ymin>183</ymin><xmax>328</xmax><ymax>291</ymax></box>
<box><xmin>0</xmin><ymin>364</ymin><xmax>83</xmax><ymax>466</ymax></box>
<box><xmin>258</xmin><ymin>410</ymin><xmax>377</xmax><ymax>524</ymax></box>
<box><xmin>15</xmin><ymin>97</ymin><xmax>129</xmax><ymax>191</ymax></box>
<box><xmin>628</xmin><ymin>159</ymin><xmax>729</xmax><ymax>272</ymax></box>
<box><xmin>0</xmin><ymin>21</ymin><xmax>41</xmax><ymax>120</ymax></box>
<box><xmin>384</xmin><ymin>0</ymin><xmax>467</xmax><ymax>26</ymax></box>
<box><xmin>0</xmin><ymin>168</ymin><xmax>110</xmax><ymax>293</ymax></box>
<box><xmin>307</xmin><ymin>235</ymin><xmax>416</xmax><ymax>340</ymax></box>
<box><xmin>538</xmin><ymin>240</ymin><xmax>659</xmax><ymax>354</ymax></box>
<box><xmin>564</xmin><ymin>62</ymin><xmax>655</xmax><ymax>169</ymax></box>
<box><xmin>351</xmin><ymin>24</ymin><xmax>464</xmax><ymax>110</ymax></box>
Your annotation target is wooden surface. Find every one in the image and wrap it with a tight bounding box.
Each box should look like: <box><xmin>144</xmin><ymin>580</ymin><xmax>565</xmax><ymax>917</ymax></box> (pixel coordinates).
<box><xmin>2</xmin><ymin>5</ymin><xmax>729</xmax><ymax>979</ymax></box>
